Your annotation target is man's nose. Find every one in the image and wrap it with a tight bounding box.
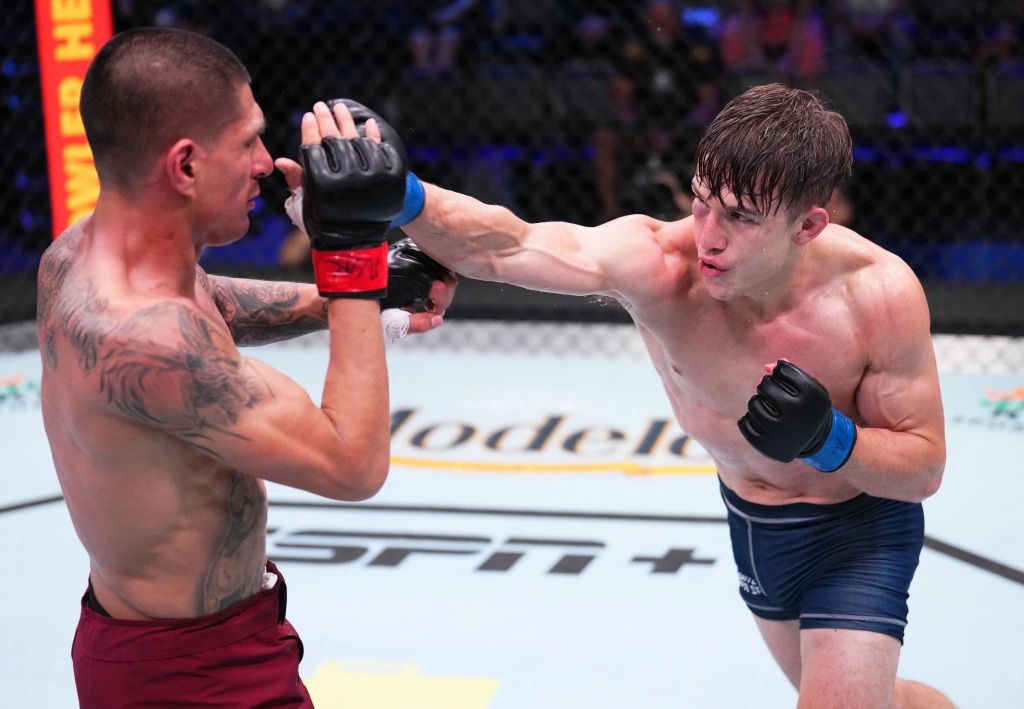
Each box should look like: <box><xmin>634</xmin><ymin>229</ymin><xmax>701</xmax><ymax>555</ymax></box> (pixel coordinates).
<box><xmin>255</xmin><ymin>140</ymin><xmax>274</xmax><ymax>179</ymax></box>
<box><xmin>698</xmin><ymin>214</ymin><xmax>726</xmax><ymax>253</ymax></box>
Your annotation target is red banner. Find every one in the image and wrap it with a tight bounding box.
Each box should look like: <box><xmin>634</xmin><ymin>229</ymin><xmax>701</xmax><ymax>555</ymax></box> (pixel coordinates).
<box><xmin>34</xmin><ymin>0</ymin><xmax>113</xmax><ymax>238</ymax></box>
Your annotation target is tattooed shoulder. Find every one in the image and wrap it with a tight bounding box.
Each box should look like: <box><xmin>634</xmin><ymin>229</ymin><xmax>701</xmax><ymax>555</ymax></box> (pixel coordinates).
<box><xmin>37</xmin><ymin>228</ymin><xmax>113</xmax><ymax>371</ymax></box>
<box><xmin>97</xmin><ymin>301</ymin><xmax>267</xmax><ymax>456</ymax></box>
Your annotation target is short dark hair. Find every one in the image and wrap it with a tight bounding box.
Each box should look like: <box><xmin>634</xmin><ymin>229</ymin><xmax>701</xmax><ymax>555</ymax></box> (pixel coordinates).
<box><xmin>694</xmin><ymin>83</ymin><xmax>852</xmax><ymax>217</ymax></box>
<box><xmin>80</xmin><ymin>27</ymin><xmax>252</xmax><ymax>190</ymax></box>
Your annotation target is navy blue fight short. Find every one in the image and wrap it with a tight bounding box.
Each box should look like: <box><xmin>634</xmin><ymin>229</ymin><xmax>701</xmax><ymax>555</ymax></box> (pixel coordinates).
<box><xmin>720</xmin><ymin>478</ymin><xmax>924</xmax><ymax>643</ymax></box>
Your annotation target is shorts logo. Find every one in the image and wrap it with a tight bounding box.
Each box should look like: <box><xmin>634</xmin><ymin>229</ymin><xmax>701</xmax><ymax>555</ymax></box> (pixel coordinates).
<box><xmin>738</xmin><ymin>572</ymin><xmax>764</xmax><ymax>596</ymax></box>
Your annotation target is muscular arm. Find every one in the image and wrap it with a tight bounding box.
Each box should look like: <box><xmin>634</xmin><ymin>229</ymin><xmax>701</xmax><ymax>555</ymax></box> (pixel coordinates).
<box><xmin>401</xmin><ymin>182</ymin><xmax>679</xmax><ymax>302</ymax></box>
<box><xmin>201</xmin><ymin>270</ymin><xmax>328</xmax><ymax>346</ymax></box>
<box><xmin>98</xmin><ymin>298</ymin><xmax>388</xmax><ymax>501</ymax></box>
<box><xmin>839</xmin><ymin>264</ymin><xmax>946</xmax><ymax>502</ymax></box>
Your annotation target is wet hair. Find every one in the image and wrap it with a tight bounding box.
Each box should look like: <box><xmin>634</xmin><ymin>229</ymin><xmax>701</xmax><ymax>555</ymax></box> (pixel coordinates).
<box><xmin>693</xmin><ymin>83</ymin><xmax>852</xmax><ymax>217</ymax></box>
<box><xmin>80</xmin><ymin>27</ymin><xmax>252</xmax><ymax>190</ymax></box>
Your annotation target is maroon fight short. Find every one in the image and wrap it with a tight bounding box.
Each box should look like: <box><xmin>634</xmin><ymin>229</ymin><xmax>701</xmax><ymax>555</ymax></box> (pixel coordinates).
<box><xmin>72</xmin><ymin>560</ymin><xmax>313</xmax><ymax>708</ymax></box>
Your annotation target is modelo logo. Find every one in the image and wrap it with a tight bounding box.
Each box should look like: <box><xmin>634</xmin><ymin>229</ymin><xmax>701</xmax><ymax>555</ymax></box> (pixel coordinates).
<box><xmin>390</xmin><ymin>408</ymin><xmax>712</xmax><ymax>470</ymax></box>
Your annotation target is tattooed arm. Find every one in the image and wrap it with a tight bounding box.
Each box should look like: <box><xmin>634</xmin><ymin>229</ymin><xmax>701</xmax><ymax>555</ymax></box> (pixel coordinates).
<box><xmin>200</xmin><ymin>270</ymin><xmax>328</xmax><ymax>346</ymax></box>
<box><xmin>200</xmin><ymin>268</ymin><xmax>458</xmax><ymax>345</ymax></box>
<box><xmin>97</xmin><ymin>299</ymin><xmax>389</xmax><ymax>500</ymax></box>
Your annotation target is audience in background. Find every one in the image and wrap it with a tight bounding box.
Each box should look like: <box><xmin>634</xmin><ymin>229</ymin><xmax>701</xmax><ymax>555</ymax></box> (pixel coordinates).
<box><xmin>906</xmin><ymin>0</ymin><xmax>977</xmax><ymax>61</ymax></box>
<box><xmin>624</xmin><ymin>162</ymin><xmax>695</xmax><ymax>222</ymax></box>
<box><xmin>101</xmin><ymin>0</ymin><xmax>1009</xmax><ymax>270</ymax></box>
<box><xmin>823</xmin><ymin>0</ymin><xmax>913</xmax><ymax>70</ymax></box>
<box><xmin>720</xmin><ymin>0</ymin><xmax>828</xmax><ymax>85</ymax></box>
<box><xmin>592</xmin><ymin>0</ymin><xmax>723</xmax><ymax>221</ymax></box>
<box><xmin>112</xmin><ymin>0</ymin><xmax>225</xmax><ymax>34</ymax></box>
<box><xmin>400</xmin><ymin>0</ymin><xmax>491</xmax><ymax>76</ymax></box>
<box><xmin>826</xmin><ymin>184</ymin><xmax>855</xmax><ymax>227</ymax></box>
<box><xmin>975</xmin><ymin>0</ymin><xmax>1024</xmax><ymax>70</ymax></box>
<box><xmin>485</xmin><ymin>0</ymin><xmax>572</xmax><ymax>64</ymax></box>
<box><xmin>558</xmin><ymin>8</ymin><xmax>621</xmax><ymax>64</ymax></box>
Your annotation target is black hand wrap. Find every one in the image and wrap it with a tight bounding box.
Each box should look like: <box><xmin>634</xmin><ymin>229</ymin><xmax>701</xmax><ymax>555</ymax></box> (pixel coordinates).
<box><xmin>380</xmin><ymin>238</ymin><xmax>452</xmax><ymax>310</ymax></box>
<box><xmin>737</xmin><ymin>360</ymin><xmax>857</xmax><ymax>472</ymax></box>
<box><xmin>299</xmin><ymin>133</ymin><xmax>407</xmax><ymax>298</ymax></box>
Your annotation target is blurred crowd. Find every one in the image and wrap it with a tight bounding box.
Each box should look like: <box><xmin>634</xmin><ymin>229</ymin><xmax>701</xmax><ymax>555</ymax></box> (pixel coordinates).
<box><xmin>112</xmin><ymin>1</ymin><xmax>1024</xmax><ymax>79</ymax></box>
<box><xmin>108</xmin><ymin>1</ymin><xmax>1024</xmax><ymax>261</ymax></box>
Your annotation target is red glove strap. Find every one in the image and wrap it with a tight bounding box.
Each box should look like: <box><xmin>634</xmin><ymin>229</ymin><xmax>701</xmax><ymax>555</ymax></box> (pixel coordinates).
<box><xmin>312</xmin><ymin>244</ymin><xmax>388</xmax><ymax>296</ymax></box>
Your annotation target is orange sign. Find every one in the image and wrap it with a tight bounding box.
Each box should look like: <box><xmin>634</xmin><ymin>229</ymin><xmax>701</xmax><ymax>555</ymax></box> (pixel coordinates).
<box><xmin>34</xmin><ymin>0</ymin><xmax>113</xmax><ymax>238</ymax></box>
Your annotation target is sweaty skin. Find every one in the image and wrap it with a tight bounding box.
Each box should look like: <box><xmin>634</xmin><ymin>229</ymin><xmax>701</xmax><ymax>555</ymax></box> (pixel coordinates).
<box><xmin>39</xmin><ymin>221</ymin><xmax>275</xmax><ymax>618</ymax></box>
<box><xmin>402</xmin><ymin>181</ymin><xmax>946</xmax><ymax>507</ymax></box>
<box><xmin>36</xmin><ymin>95</ymin><xmax>433</xmax><ymax>621</ymax></box>
<box><xmin>395</xmin><ymin>80</ymin><xmax>952</xmax><ymax>707</ymax></box>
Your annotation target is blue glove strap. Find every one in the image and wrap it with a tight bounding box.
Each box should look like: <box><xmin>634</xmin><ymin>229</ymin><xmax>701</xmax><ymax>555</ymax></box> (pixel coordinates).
<box><xmin>800</xmin><ymin>409</ymin><xmax>857</xmax><ymax>473</ymax></box>
<box><xmin>390</xmin><ymin>172</ymin><xmax>426</xmax><ymax>228</ymax></box>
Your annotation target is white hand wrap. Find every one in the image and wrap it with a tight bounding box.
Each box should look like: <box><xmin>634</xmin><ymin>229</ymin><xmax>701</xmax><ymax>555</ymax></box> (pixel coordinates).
<box><xmin>290</xmin><ymin>188</ymin><xmax>409</xmax><ymax>341</ymax></box>
<box><xmin>381</xmin><ymin>308</ymin><xmax>411</xmax><ymax>344</ymax></box>
<box><xmin>289</xmin><ymin>188</ymin><xmax>409</xmax><ymax>342</ymax></box>
<box><xmin>284</xmin><ymin>188</ymin><xmax>307</xmax><ymax>236</ymax></box>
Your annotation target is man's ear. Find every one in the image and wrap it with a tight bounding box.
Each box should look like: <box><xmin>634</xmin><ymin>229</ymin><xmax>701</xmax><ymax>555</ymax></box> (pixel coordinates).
<box><xmin>166</xmin><ymin>139</ymin><xmax>197</xmax><ymax>194</ymax></box>
<box><xmin>793</xmin><ymin>206</ymin><xmax>829</xmax><ymax>245</ymax></box>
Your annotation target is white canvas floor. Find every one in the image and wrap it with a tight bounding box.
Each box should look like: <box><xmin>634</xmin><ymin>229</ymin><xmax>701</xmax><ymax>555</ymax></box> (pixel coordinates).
<box><xmin>1</xmin><ymin>325</ymin><xmax>1021</xmax><ymax>708</ymax></box>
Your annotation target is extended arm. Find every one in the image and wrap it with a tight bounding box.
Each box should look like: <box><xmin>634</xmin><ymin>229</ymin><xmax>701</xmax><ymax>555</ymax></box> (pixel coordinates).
<box><xmin>278</xmin><ymin>99</ymin><xmax>680</xmax><ymax>303</ymax></box>
<box><xmin>402</xmin><ymin>182</ymin><xmax>678</xmax><ymax>302</ymax></box>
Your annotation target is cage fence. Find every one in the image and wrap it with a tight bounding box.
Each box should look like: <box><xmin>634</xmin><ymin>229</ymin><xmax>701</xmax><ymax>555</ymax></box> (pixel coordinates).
<box><xmin>3</xmin><ymin>1</ymin><xmax>1023</xmax><ymax>369</ymax></box>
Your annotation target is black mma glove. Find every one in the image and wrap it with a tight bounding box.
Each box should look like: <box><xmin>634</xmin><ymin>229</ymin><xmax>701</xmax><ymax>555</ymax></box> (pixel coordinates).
<box><xmin>737</xmin><ymin>360</ymin><xmax>857</xmax><ymax>473</ymax></box>
<box><xmin>328</xmin><ymin>98</ymin><xmax>408</xmax><ymax>161</ymax></box>
<box><xmin>380</xmin><ymin>238</ymin><xmax>452</xmax><ymax>310</ymax></box>
<box><xmin>299</xmin><ymin>134</ymin><xmax>407</xmax><ymax>298</ymax></box>
<box><xmin>327</xmin><ymin>98</ymin><xmax>426</xmax><ymax>228</ymax></box>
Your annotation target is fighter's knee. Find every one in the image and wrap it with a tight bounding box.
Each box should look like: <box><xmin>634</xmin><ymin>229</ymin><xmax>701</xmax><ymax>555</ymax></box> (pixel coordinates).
<box><xmin>892</xmin><ymin>679</ymin><xmax>957</xmax><ymax>709</ymax></box>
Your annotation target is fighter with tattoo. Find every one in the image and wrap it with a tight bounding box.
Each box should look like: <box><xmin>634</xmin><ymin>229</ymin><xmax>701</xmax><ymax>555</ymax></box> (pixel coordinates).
<box><xmin>36</xmin><ymin>28</ymin><xmax>454</xmax><ymax>708</ymax></box>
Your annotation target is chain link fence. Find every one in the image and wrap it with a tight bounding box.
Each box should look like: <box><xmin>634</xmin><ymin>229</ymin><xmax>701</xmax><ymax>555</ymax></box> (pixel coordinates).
<box><xmin>3</xmin><ymin>1</ymin><xmax>1024</xmax><ymax>362</ymax></box>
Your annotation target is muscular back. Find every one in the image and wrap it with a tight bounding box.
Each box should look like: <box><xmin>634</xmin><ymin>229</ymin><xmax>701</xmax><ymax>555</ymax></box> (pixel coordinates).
<box><xmin>37</xmin><ymin>222</ymin><xmax>269</xmax><ymax>619</ymax></box>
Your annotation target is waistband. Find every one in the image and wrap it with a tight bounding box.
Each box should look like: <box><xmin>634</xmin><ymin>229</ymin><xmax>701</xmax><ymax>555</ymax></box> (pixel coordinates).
<box><xmin>719</xmin><ymin>477</ymin><xmax>873</xmax><ymax>524</ymax></box>
<box><xmin>75</xmin><ymin>560</ymin><xmax>287</xmax><ymax>662</ymax></box>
